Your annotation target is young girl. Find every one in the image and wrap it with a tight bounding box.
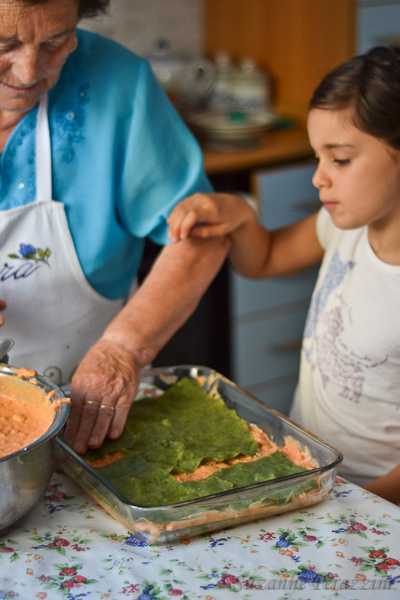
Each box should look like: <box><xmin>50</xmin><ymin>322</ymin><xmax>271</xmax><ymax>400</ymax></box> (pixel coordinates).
<box><xmin>168</xmin><ymin>45</ymin><xmax>400</xmax><ymax>504</ymax></box>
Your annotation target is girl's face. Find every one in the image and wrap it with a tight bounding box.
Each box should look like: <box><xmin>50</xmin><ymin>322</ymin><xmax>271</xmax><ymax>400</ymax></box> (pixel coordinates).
<box><xmin>0</xmin><ymin>0</ymin><xmax>79</xmax><ymax>115</ymax></box>
<box><xmin>307</xmin><ymin>108</ymin><xmax>400</xmax><ymax>237</ymax></box>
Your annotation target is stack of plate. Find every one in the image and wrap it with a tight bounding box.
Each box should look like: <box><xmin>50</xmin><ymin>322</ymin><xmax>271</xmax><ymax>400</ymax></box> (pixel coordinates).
<box><xmin>188</xmin><ymin>110</ymin><xmax>279</xmax><ymax>145</ymax></box>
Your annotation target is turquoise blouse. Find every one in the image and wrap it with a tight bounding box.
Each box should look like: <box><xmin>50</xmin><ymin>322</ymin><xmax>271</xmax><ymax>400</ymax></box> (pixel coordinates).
<box><xmin>0</xmin><ymin>29</ymin><xmax>212</xmax><ymax>299</ymax></box>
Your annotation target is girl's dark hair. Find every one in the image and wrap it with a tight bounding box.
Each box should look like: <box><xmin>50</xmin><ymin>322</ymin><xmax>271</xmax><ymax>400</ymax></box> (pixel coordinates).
<box><xmin>309</xmin><ymin>45</ymin><xmax>400</xmax><ymax>150</ymax></box>
<box><xmin>19</xmin><ymin>0</ymin><xmax>110</xmax><ymax>19</ymax></box>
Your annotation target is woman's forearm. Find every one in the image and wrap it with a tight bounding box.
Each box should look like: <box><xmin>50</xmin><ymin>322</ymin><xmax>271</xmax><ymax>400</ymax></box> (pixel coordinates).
<box><xmin>102</xmin><ymin>236</ymin><xmax>230</xmax><ymax>367</ymax></box>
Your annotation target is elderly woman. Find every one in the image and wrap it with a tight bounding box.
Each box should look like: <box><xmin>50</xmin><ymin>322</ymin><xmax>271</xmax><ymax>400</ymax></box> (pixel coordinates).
<box><xmin>0</xmin><ymin>0</ymin><xmax>228</xmax><ymax>453</ymax></box>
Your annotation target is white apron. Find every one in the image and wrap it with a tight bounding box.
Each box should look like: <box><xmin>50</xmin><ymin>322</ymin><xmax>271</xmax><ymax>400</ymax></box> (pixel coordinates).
<box><xmin>0</xmin><ymin>94</ymin><xmax>124</xmax><ymax>385</ymax></box>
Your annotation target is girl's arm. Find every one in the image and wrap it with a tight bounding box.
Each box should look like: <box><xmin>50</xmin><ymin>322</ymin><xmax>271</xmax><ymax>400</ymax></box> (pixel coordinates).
<box><xmin>364</xmin><ymin>465</ymin><xmax>400</xmax><ymax>504</ymax></box>
<box><xmin>168</xmin><ymin>193</ymin><xmax>324</xmax><ymax>278</ymax></box>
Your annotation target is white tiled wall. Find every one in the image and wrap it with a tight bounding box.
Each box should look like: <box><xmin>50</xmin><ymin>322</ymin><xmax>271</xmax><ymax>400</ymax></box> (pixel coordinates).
<box><xmin>80</xmin><ymin>0</ymin><xmax>205</xmax><ymax>58</ymax></box>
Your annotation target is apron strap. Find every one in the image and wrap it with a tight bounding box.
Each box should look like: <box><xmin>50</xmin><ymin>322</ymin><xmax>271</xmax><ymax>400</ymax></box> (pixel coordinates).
<box><xmin>36</xmin><ymin>93</ymin><xmax>52</xmax><ymax>202</ymax></box>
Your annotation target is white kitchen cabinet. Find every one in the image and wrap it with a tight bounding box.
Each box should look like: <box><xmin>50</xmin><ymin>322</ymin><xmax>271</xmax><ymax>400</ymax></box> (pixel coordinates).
<box><xmin>230</xmin><ymin>162</ymin><xmax>320</xmax><ymax>415</ymax></box>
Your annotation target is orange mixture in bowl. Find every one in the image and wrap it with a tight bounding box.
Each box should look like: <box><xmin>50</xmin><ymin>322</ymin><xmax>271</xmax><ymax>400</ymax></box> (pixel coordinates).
<box><xmin>0</xmin><ymin>392</ymin><xmax>54</xmax><ymax>457</ymax></box>
<box><xmin>0</xmin><ymin>369</ymin><xmax>70</xmax><ymax>458</ymax></box>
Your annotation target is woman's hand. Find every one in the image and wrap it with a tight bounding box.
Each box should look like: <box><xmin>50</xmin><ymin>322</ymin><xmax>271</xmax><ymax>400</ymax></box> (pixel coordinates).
<box><xmin>64</xmin><ymin>339</ymin><xmax>143</xmax><ymax>455</ymax></box>
<box><xmin>0</xmin><ymin>300</ymin><xmax>7</xmax><ymax>325</ymax></box>
<box><xmin>64</xmin><ymin>235</ymin><xmax>229</xmax><ymax>455</ymax></box>
<box><xmin>167</xmin><ymin>193</ymin><xmax>252</xmax><ymax>242</ymax></box>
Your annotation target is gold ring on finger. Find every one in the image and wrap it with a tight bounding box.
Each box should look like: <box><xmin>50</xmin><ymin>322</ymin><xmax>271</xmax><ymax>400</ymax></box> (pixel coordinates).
<box><xmin>100</xmin><ymin>404</ymin><xmax>115</xmax><ymax>412</ymax></box>
<box><xmin>85</xmin><ymin>400</ymin><xmax>101</xmax><ymax>407</ymax></box>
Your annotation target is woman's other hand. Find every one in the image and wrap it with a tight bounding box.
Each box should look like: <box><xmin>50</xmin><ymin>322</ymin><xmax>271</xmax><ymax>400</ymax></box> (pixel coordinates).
<box><xmin>167</xmin><ymin>193</ymin><xmax>252</xmax><ymax>242</ymax></box>
<box><xmin>0</xmin><ymin>300</ymin><xmax>7</xmax><ymax>325</ymax></box>
<box><xmin>64</xmin><ymin>339</ymin><xmax>143</xmax><ymax>455</ymax></box>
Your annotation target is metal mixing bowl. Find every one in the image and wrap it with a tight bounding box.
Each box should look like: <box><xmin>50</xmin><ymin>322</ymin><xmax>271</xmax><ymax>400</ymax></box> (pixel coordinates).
<box><xmin>0</xmin><ymin>365</ymin><xmax>70</xmax><ymax>531</ymax></box>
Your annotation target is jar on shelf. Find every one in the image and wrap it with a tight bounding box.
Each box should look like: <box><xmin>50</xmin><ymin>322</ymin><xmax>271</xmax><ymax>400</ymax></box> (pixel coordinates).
<box><xmin>209</xmin><ymin>54</ymin><xmax>271</xmax><ymax>114</ymax></box>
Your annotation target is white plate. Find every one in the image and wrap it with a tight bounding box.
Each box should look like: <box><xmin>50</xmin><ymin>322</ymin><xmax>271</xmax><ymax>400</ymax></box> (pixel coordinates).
<box><xmin>189</xmin><ymin>110</ymin><xmax>279</xmax><ymax>141</ymax></box>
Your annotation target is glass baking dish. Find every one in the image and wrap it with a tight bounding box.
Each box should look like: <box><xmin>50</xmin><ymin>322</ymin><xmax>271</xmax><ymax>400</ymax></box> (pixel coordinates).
<box><xmin>56</xmin><ymin>365</ymin><xmax>342</xmax><ymax>544</ymax></box>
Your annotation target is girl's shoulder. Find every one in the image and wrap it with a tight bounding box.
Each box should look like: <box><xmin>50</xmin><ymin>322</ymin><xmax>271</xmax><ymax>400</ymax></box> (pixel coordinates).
<box><xmin>317</xmin><ymin>208</ymin><xmax>367</xmax><ymax>252</ymax></box>
<box><xmin>316</xmin><ymin>208</ymin><xmax>347</xmax><ymax>250</ymax></box>
<box><xmin>318</xmin><ymin>209</ymin><xmax>400</xmax><ymax>275</ymax></box>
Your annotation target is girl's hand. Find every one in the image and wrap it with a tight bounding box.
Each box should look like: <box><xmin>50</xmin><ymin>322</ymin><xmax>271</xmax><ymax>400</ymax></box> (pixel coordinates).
<box><xmin>167</xmin><ymin>193</ymin><xmax>252</xmax><ymax>242</ymax></box>
<box><xmin>0</xmin><ymin>300</ymin><xmax>7</xmax><ymax>326</ymax></box>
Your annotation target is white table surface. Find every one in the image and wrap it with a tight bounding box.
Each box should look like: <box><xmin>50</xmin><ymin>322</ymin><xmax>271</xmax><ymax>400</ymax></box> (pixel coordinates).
<box><xmin>1</xmin><ymin>472</ymin><xmax>400</xmax><ymax>600</ymax></box>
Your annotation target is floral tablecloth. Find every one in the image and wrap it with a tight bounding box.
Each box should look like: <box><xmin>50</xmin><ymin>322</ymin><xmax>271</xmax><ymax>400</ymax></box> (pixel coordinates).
<box><xmin>1</xmin><ymin>473</ymin><xmax>400</xmax><ymax>600</ymax></box>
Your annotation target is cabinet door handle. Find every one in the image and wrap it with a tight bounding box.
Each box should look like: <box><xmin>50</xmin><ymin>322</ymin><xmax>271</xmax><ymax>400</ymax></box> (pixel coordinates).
<box><xmin>291</xmin><ymin>199</ymin><xmax>321</xmax><ymax>213</ymax></box>
<box><xmin>264</xmin><ymin>340</ymin><xmax>302</xmax><ymax>353</ymax></box>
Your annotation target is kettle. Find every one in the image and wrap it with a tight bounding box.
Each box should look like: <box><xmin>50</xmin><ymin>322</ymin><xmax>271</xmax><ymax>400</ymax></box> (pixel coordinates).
<box><xmin>149</xmin><ymin>40</ymin><xmax>216</xmax><ymax>112</ymax></box>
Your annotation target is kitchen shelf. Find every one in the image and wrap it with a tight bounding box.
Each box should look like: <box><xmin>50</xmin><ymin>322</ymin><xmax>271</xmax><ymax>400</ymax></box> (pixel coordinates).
<box><xmin>202</xmin><ymin>122</ymin><xmax>312</xmax><ymax>175</ymax></box>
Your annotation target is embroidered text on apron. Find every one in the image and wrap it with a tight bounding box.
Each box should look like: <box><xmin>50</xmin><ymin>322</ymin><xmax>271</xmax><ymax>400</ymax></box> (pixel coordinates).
<box><xmin>0</xmin><ymin>94</ymin><xmax>124</xmax><ymax>385</ymax></box>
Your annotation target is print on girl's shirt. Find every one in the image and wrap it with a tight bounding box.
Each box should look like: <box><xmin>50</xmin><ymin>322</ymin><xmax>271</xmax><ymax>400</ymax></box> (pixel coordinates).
<box><xmin>302</xmin><ymin>250</ymin><xmax>386</xmax><ymax>402</ymax></box>
<box><xmin>304</xmin><ymin>250</ymin><xmax>355</xmax><ymax>341</ymax></box>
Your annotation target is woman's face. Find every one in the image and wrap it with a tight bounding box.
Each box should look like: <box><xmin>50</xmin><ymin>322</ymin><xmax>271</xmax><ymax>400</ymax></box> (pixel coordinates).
<box><xmin>0</xmin><ymin>0</ymin><xmax>79</xmax><ymax>114</ymax></box>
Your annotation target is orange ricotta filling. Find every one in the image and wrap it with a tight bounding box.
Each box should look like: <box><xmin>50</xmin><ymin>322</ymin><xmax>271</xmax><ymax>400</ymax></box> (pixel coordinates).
<box><xmin>0</xmin><ymin>369</ymin><xmax>70</xmax><ymax>458</ymax></box>
<box><xmin>0</xmin><ymin>393</ymin><xmax>54</xmax><ymax>457</ymax></box>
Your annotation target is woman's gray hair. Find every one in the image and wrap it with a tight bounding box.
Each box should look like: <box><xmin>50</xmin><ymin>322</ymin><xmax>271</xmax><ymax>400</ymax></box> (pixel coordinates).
<box><xmin>19</xmin><ymin>0</ymin><xmax>110</xmax><ymax>19</ymax></box>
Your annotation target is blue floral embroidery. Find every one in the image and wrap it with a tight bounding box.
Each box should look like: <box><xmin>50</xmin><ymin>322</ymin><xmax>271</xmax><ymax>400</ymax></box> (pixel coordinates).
<box><xmin>52</xmin><ymin>81</ymin><xmax>90</xmax><ymax>164</ymax></box>
<box><xmin>0</xmin><ymin>61</ymin><xmax>90</xmax><ymax>207</ymax></box>
<box><xmin>8</xmin><ymin>243</ymin><xmax>51</xmax><ymax>266</ymax></box>
<box><xmin>0</xmin><ymin>110</ymin><xmax>36</xmax><ymax>206</ymax></box>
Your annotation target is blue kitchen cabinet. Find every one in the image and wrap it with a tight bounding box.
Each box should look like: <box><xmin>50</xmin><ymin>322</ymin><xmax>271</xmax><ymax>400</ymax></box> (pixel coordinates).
<box><xmin>230</xmin><ymin>162</ymin><xmax>320</xmax><ymax>415</ymax></box>
<box><xmin>357</xmin><ymin>1</ymin><xmax>400</xmax><ymax>53</ymax></box>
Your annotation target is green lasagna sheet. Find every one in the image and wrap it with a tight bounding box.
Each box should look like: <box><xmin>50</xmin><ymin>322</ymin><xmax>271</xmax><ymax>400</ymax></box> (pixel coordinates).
<box><xmin>83</xmin><ymin>377</ymin><xmax>313</xmax><ymax>507</ymax></box>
